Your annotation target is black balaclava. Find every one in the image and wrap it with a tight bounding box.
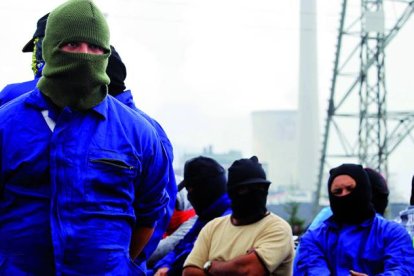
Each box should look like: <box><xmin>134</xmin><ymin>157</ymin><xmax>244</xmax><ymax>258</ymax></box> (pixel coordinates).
<box><xmin>106</xmin><ymin>45</ymin><xmax>127</xmax><ymax>96</ymax></box>
<box><xmin>183</xmin><ymin>156</ymin><xmax>227</xmax><ymax>218</ymax></box>
<box><xmin>227</xmin><ymin>156</ymin><xmax>271</xmax><ymax>225</ymax></box>
<box><xmin>328</xmin><ymin>163</ymin><xmax>375</xmax><ymax>224</ymax></box>
<box><xmin>228</xmin><ymin>184</ymin><xmax>269</xmax><ymax>225</ymax></box>
<box><xmin>364</xmin><ymin>167</ymin><xmax>389</xmax><ymax>216</ymax></box>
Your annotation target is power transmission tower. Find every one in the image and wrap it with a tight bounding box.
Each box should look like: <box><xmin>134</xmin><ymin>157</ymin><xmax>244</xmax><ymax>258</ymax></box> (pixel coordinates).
<box><xmin>314</xmin><ymin>0</ymin><xmax>414</xmax><ymax>212</ymax></box>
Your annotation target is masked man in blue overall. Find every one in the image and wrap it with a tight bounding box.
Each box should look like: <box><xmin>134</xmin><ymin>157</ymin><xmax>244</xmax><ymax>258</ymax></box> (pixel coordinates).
<box><xmin>294</xmin><ymin>164</ymin><xmax>414</xmax><ymax>275</ymax></box>
<box><xmin>0</xmin><ymin>0</ymin><xmax>169</xmax><ymax>274</ymax></box>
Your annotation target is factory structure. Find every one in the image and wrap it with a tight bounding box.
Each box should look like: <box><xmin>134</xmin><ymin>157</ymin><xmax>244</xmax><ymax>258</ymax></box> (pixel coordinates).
<box><xmin>176</xmin><ymin>0</ymin><xmax>414</xmax><ymax>206</ymax></box>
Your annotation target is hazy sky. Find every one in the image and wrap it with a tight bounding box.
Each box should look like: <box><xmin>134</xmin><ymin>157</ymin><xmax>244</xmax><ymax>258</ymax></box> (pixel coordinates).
<box><xmin>0</xmin><ymin>0</ymin><xmax>337</xmax><ymax>152</ymax></box>
<box><xmin>1</xmin><ymin>0</ymin><xmax>413</xmax><ymax>201</ymax></box>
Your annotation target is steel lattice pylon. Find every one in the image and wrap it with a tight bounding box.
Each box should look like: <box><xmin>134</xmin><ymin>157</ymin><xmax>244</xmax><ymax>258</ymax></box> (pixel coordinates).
<box><xmin>314</xmin><ymin>0</ymin><xmax>414</xmax><ymax>212</ymax></box>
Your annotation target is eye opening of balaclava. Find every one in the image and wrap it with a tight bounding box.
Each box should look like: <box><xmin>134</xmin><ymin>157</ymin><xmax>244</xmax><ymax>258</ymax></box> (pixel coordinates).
<box><xmin>182</xmin><ymin>156</ymin><xmax>227</xmax><ymax>218</ymax></box>
<box><xmin>37</xmin><ymin>0</ymin><xmax>111</xmax><ymax>111</ymax></box>
<box><xmin>328</xmin><ymin>163</ymin><xmax>375</xmax><ymax>224</ymax></box>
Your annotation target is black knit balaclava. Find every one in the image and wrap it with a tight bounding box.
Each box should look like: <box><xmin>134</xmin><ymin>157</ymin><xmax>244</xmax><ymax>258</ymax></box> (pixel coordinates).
<box><xmin>228</xmin><ymin>185</ymin><xmax>268</xmax><ymax>223</ymax></box>
<box><xmin>328</xmin><ymin>163</ymin><xmax>375</xmax><ymax>224</ymax></box>
<box><xmin>37</xmin><ymin>0</ymin><xmax>111</xmax><ymax>110</ymax></box>
<box><xmin>183</xmin><ymin>156</ymin><xmax>227</xmax><ymax>218</ymax></box>
<box><xmin>107</xmin><ymin>45</ymin><xmax>127</xmax><ymax>96</ymax></box>
<box><xmin>227</xmin><ymin>156</ymin><xmax>270</xmax><ymax>224</ymax></box>
<box><xmin>364</xmin><ymin>168</ymin><xmax>389</xmax><ymax>216</ymax></box>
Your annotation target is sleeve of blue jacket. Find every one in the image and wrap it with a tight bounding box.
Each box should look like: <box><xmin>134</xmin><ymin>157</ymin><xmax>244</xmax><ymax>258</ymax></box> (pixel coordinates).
<box><xmin>153</xmin><ymin>249</ymin><xmax>176</xmax><ymax>271</ymax></box>
<box><xmin>152</xmin><ymin>225</ymin><xmax>198</xmax><ymax>272</ymax></box>
<box><xmin>381</xmin><ymin>221</ymin><xmax>414</xmax><ymax>274</ymax></box>
<box><xmin>0</xmin><ymin>78</ymin><xmax>39</xmax><ymax>107</ymax></box>
<box><xmin>113</xmin><ymin>91</ymin><xmax>176</xmax><ymax>238</ymax></box>
<box><xmin>132</xmin><ymin>122</ymin><xmax>170</xmax><ymax>228</ymax></box>
<box><xmin>294</xmin><ymin>229</ymin><xmax>331</xmax><ymax>276</ymax></box>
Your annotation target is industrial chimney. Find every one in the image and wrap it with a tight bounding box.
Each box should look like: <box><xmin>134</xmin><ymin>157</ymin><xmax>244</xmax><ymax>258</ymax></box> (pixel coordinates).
<box><xmin>297</xmin><ymin>0</ymin><xmax>320</xmax><ymax>190</ymax></box>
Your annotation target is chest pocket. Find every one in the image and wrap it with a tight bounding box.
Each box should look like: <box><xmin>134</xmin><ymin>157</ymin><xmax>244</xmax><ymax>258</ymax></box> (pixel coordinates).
<box><xmin>85</xmin><ymin>149</ymin><xmax>140</xmax><ymax>212</ymax></box>
<box><xmin>359</xmin><ymin>245</ymin><xmax>384</xmax><ymax>275</ymax></box>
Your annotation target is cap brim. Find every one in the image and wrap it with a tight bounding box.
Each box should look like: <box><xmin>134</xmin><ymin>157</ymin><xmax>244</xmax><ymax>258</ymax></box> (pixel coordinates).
<box><xmin>22</xmin><ymin>38</ymin><xmax>35</xmax><ymax>53</ymax></box>
<box><xmin>177</xmin><ymin>180</ymin><xmax>186</xmax><ymax>191</ymax></box>
<box><xmin>230</xmin><ymin>178</ymin><xmax>271</xmax><ymax>187</ymax></box>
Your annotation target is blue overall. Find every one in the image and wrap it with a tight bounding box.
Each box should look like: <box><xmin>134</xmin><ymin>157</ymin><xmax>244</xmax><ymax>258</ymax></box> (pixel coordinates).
<box><xmin>0</xmin><ymin>89</ymin><xmax>169</xmax><ymax>275</ymax></box>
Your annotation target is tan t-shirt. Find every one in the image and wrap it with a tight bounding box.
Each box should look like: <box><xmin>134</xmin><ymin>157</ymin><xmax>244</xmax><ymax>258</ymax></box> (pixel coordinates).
<box><xmin>183</xmin><ymin>213</ymin><xmax>294</xmax><ymax>275</ymax></box>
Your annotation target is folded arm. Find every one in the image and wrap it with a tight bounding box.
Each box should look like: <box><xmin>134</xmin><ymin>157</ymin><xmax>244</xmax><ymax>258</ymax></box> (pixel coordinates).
<box><xmin>183</xmin><ymin>251</ymin><xmax>267</xmax><ymax>276</ymax></box>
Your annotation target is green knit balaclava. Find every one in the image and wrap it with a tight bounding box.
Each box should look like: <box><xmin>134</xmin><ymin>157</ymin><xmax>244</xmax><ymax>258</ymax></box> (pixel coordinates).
<box><xmin>37</xmin><ymin>0</ymin><xmax>111</xmax><ymax>110</ymax></box>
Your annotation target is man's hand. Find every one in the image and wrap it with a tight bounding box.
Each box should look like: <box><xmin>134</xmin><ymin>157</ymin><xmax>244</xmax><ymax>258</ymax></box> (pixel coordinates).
<box><xmin>129</xmin><ymin>226</ymin><xmax>154</xmax><ymax>260</ymax></box>
<box><xmin>154</xmin><ymin>267</ymin><xmax>169</xmax><ymax>276</ymax></box>
<box><xmin>350</xmin><ymin>270</ymin><xmax>368</xmax><ymax>276</ymax></box>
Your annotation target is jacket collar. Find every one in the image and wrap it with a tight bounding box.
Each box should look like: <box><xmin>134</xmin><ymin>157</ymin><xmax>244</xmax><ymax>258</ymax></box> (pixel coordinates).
<box><xmin>25</xmin><ymin>88</ymin><xmax>108</xmax><ymax>120</ymax></box>
<box><xmin>325</xmin><ymin>214</ymin><xmax>376</xmax><ymax>230</ymax></box>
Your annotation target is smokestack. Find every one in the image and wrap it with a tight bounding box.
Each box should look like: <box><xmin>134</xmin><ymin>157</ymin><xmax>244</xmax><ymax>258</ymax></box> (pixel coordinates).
<box><xmin>297</xmin><ymin>0</ymin><xmax>320</xmax><ymax>190</ymax></box>
<box><xmin>410</xmin><ymin>175</ymin><xmax>414</xmax><ymax>206</ymax></box>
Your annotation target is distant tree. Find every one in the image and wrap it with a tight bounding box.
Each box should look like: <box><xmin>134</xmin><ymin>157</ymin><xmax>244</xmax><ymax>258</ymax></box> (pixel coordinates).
<box><xmin>284</xmin><ymin>202</ymin><xmax>305</xmax><ymax>236</ymax></box>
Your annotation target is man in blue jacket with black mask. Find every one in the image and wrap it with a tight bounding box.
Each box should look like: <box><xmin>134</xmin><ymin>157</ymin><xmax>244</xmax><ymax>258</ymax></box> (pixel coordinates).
<box><xmin>151</xmin><ymin>156</ymin><xmax>231</xmax><ymax>276</ymax></box>
<box><xmin>294</xmin><ymin>163</ymin><xmax>414</xmax><ymax>275</ymax></box>
<box><xmin>0</xmin><ymin>0</ymin><xmax>169</xmax><ymax>274</ymax></box>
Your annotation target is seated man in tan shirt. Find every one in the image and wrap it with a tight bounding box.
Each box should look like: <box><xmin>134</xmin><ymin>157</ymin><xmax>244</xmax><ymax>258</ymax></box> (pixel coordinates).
<box><xmin>183</xmin><ymin>156</ymin><xmax>295</xmax><ymax>276</ymax></box>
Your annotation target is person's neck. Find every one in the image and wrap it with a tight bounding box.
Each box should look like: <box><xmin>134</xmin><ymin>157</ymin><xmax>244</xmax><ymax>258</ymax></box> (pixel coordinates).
<box><xmin>231</xmin><ymin>211</ymin><xmax>269</xmax><ymax>226</ymax></box>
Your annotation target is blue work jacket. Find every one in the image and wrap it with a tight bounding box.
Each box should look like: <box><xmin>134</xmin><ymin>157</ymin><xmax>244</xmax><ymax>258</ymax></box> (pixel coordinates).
<box><xmin>0</xmin><ymin>77</ymin><xmax>39</xmax><ymax>106</ymax></box>
<box><xmin>0</xmin><ymin>89</ymin><xmax>169</xmax><ymax>275</ymax></box>
<box><xmin>115</xmin><ymin>90</ymin><xmax>178</xmax><ymax>270</ymax></box>
<box><xmin>294</xmin><ymin>214</ymin><xmax>414</xmax><ymax>275</ymax></box>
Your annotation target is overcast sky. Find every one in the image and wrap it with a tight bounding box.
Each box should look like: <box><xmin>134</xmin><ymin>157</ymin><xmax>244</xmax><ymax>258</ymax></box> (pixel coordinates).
<box><xmin>1</xmin><ymin>0</ymin><xmax>413</xmax><ymax>202</ymax></box>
